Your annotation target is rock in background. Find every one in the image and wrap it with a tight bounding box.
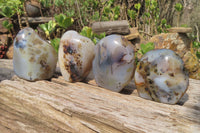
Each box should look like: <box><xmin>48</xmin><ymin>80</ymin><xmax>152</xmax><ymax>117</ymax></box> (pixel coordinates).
<box><xmin>149</xmin><ymin>33</ymin><xmax>190</xmax><ymax>58</ymax></box>
<box><xmin>148</xmin><ymin>32</ymin><xmax>200</xmax><ymax>80</ymax></box>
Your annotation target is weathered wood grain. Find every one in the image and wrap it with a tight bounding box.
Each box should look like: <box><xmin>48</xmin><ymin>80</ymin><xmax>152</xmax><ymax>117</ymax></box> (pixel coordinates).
<box><xmin>92</xmin><ymin>20</ymin><xmax>130</xmax><ymax>35</ymax></box>
<box><xmin>167</xmin><ymin>27</ymin><xmax>192</xmax><ymax>33</ymax></box>
<box><xmin>21</xmin><ymin>17</ymin><xmax>54</xmax><ymax>24</ymax></box>
<box><xmin>0</xmin><ymin>59</ymin><xmax>14</xmax><ymax>81</ymax></box>
<box><xmin>0</xmin><ymin>59</ymin><xmax>199</xmax><ymax>133</ymax></box>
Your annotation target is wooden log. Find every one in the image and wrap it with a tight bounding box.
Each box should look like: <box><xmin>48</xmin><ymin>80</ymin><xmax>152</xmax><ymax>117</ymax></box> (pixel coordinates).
<box><xmin>21</xmin><ymin>17</ymin><xmax>54</xmax><ymax>24</ymax></box>
<box><xmin>92</xmin><ymin>20</ymin><xmax>130</xmax><ymax>35</ymax></box>
<box><xmin>124</xmin><ymin>27</ymin><xmax>140</xmax><ymax>40</ymax></box>
<box><xmin>167</xmin><ymin>27</ymin><xmax>192</xmax><ymax>33</ymax></box>
<box><xmin>0</xmin><ymin>59</ymin><xmax>200</xmax><ymax>132</ymax></box>
<box><xmin>124</xmin><ymin>33</ymin><xmax>139</xmax><ymax>40</ymax></box>
<box><xmin>0</xmin><ymin>59</ymin><xmax>14</xmax><ymax>81</ymax></box>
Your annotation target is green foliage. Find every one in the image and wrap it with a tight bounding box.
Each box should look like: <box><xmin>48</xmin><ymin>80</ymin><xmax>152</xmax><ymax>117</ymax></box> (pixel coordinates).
<box><xmin>55</xmin><ymin>14</ymin><xmax>74</xmax><ymax>29</ymax></box>
<box><xmin>193</xmin><ymin>41</ymin><xmax>200</xmax><ymax>48</ymax></box>
<box><xmin>39</xmin><ymin>20</ymin><xmax>56</xmax><ymax>38</ymax></box>
<box><xmin>80</xmin><ymin>26</ymin><xmax>93</xmax><ymax>39</ymax></box>
<box><xmin>192</xmin><ymin>41</ymin><xmax>200</xmax><ymax>59</ymax></box>
<box><xmin>181</xmin><ymin>24</ymin><xmax>188</xmax><ymax>27</ymax></box>
<box><xmin>80</xmin><ymin>26</ymin><xmax>105</xmax><ymax>44</ymax></box>
<box><xmin>55</xmin><ymin>0</ymin><xmax>65</xmax><ymax>7</ymax></box>
<box><xmin>0</xmin><ymin>6</ymin><xmax>15</xmax><ymax>18</ymax></box>
<box><xmin>138</xmin><ymin>42</ymin><xmax>155</xmax><ymax>55</ymax></box>
<box><xmin>128</xmin><ymin>9</ymin><xmax>137</xmax><ymax>20</ymax></box>
<box><xmin>161</xmin><ymin>18</ymin><xmax>167</xmax><ymax>25</ymax></box>
<box><xmin>78</xmin><ymin>0</ymin><xmax>102</xmax><ymax>25</ymax></box>
<box><xmin>0</xmin><ymin>0</ymin><xmax>23</xmax><ymax>16</ymax></box>
<box><xmin>2</xmin><ymin>20</ymin><xmax>13</xmax><ymax>31</ymax></box>
<box><xmin>134</xmin><ymin>3</ymin><xmax>141</xmax><ymax>10</ymax></box>
<box><xmin>175</xmin><ymin>3</ymin><xmax>183</xmax><ymax>12</ymax></box>
<box><xmin>39</xmin><ymin>0</ymin><xmax>52</xmax><ymax>8</ymax></box>
<box><xmin>102</xmin><ymin>1</ymin><xmax>120</xmax><ymax>21</ymax></box>
<box><xmin>93</xmin><ymin>32</ymin><xmax>106</xmax><ymax>44</ymax></box>
<box><xmin>157</xmin><ymin>18</ymin><xmax>171</xmax><ymax>33</ymax></box>
<box><xmin>196</xmin><ymin>51</ymin><xmax>200</xmax><ymax>59</ymax></box>
<box><xmin>145</xmin><ymin>0</ymin><xmax>150</xmax><ymax>6</ymax></box>
<box><xmin>50</xmin><ymin>38</ymin><xmax>60</xmax><ymax>53</ymax></box>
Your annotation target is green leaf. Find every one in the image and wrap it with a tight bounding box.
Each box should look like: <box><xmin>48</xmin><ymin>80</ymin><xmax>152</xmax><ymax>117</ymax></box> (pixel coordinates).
<box><xmin>55</xmin><ymin>14</ymin><xmax>74</xmax><ymax>29</ymax></box>
<box><xmin>114</xmin><ymin>14</ymin><xmax>119</xmax><ymax>20</ymax></box>
<box><xmin>80</xmin><ymin>26</ymin><xmax>105</xmax><ymax>44</ymax></box>
<box><xmin>166</xmin><ymin>24</ymin><xmax>171</xmax><ymax>28</ymax></box>
<box><xmin>93</xmin><ymin>32</ymin><xmax>106</xmax><ymax>44</ymax></box>
<box><xmin>48</xmin><ymin>20</ymin><xmax>56</xmax><ymax>34</ymax></box>
<box><xmin>39</xmin><ymin>23</ymin><xmax>48</xmax><ymax>32</ymax></box>
<box><xmin>128</xmin><ymin>9</ymin><xmax>137</xmax><ymax>19</ymax></box>
<box><xmin>140</xmin><ymin>42</ymin><xmax>155</xmax><ymax>54</ymax></box>
<box><xmin>0</xmin><ymin>6</ymin><xmax>15</xmax><ymax>18</ymax></box>
<box><xmin>196</xmin><ymin>51</ymin><xmax>200</xmax><ymax>59</ymax></box>
<box><xmin>114</xmin><ymin>5</ymin><xmax>120</xmax><ymax>15</ymax></box>
<box><xmin>144</xmin><ymin>12</ymin><xmax>150</xmax><ymax>18</ymax></box>
<box><xmin>92</xmin><ymin>11</ymin><xmax>100</xmax><ymax>21</ymax></box>
<box><xmin>157</xmin><ymin>26</ymin><xmax>162</xmax><ymax>33</ymax></box>
<box><xmin>2</xmin><ymin>20</ymin><xmax>13</xmax><ymax>30</ymax></box>
<box><xmin>39</xmin><ymin>20</ymin><xmax>56</xmax><ymax>38</ymax></box>
<box><xmin>104</xmin><ymin>7</ymin><xmax>111</xmax><ymax>14</ymax></box>
<box><xmin>145</xmin><ymin>0</ymin><xmax>150</xmax><ymax>7</ymax></box>
<box><xmin>80</xmin><ymin>26</ymin><xmax>93</xmax><ymax>39</ymax></box>
<box><xmin>161</xmin><ymin>19</ymin><xmax>167</xmax><ymax>25</ymax></box>
<box><xmin>175</xmin><ymin>3</ymin><xmax>183</xmax><ymax>12</ymax></box>
<box><xmin>193</xmin><ymin>41</ymin><xmax>200</xmax><ymax>48</ymax></box>
<box><xmin>151</xmin><ymin>0</ymin><xmax>157</xmax><ymax>7</ymax></box>
<box><xmin>135</xmin><ymin>3</ymin><xmax>141</xmax><ymax>10</ymax></box>
<box><xmin>50</xmin><ymin>38</ymin><xmax>60</xmax><ymax>53</ymax></box>
<box><xmin>181</xmin><ymin>24</ymin><xmax>188</xmax><ymax>27</ymax></box>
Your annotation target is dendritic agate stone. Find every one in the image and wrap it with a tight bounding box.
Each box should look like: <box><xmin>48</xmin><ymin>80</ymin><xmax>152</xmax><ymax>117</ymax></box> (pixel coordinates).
<box><xmin>134</xmin><ymin>49</ymin><xmax>189</xmax><ymax>104</ymax></box>
<box><xmin>93</xmin><ymin>35</ymin><xmax>135</xmax><ymax>92</ymax></box>
<box><xmin>59</xmin><ymin>30</ymin><xmax>95</xmax><ymax>82</ymax></box>
<box><xmin>13</xmin><ymin>27</ymin><xmax>57</xmax><ymax>81</ymax></box>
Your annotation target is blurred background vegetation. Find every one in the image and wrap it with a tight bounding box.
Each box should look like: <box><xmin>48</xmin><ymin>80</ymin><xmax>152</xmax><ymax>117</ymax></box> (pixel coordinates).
<box><xmin>0</xmin><ymin>0</ymin><xmax>200</xmax><ymax>58</ymax></box>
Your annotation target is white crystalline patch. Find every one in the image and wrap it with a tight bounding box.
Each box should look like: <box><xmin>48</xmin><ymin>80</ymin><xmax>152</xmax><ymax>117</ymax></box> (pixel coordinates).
<box><xmin>135</xmin><ymin>71</ymin><xmax>145</xmax><ymax>83</ymax></box>
<box><xmin>154</xmin><ymin>76</ymin><xmax>171</xmax><ymax>93</ymax></box>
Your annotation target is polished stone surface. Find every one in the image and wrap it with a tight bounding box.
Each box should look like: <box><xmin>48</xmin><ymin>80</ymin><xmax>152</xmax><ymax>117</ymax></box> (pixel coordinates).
<box><xmin>13</xmin><ymin>27</ymin><xmax>57</xmax><ymax>81</ymax></box>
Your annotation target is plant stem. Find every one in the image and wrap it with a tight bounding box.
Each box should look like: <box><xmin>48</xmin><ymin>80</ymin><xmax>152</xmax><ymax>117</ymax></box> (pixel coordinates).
<box><xmin>75</xmin><ymin>0</ymin><xmax>84</xmax><ymax>27</ymax></box>
<box><xmin>195</xmin><ymin>23</ymin><xmax>199</xmax><ymax>42</ymax></box>
<box><xmin>190</xmin><ymin>42</ymin><xmax>194</xmax><ymax>54</ymax></box>
<box><xmin>99</xmin><ymin>5</ymin><xmax>105</xmax><ymax>21</ymax></box>
<box><xmin>177</xmin><ymin>12</ymin><xmax>180</xmax><ymax>27</ymax></box>
<box><xmin>17</xmin><ymin>11</ymin><xmax>23</xmax><ymax>30</ymax></box>
<box><xmin>23</xmin><ymin>1</ymin><xmax>30</xmax><ymax>27</ymax></box>
<box><xmin>52</xmin><ymin>0</ymin><xmax>55</xmax><ymax>21</ymax></box>
<box><xmin>8</xmin><ymin>18</ymin><xmax>15</xmax><ymax>36</ymax></box>
<box><xmin>136</xmin><ymin>10</ymin><xmax>139</xmax><ymax>28</ymax></box>
<box><xmin>139</xmin><ymin>30</ymin><xmax>152</xmax><ymax>37</ymax></box>
<box><xmin>39</xmin><ymin>1</ymin><xmax>43</xmax><ymax>17</ymax></box>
